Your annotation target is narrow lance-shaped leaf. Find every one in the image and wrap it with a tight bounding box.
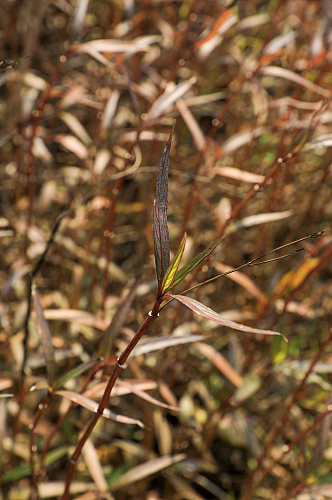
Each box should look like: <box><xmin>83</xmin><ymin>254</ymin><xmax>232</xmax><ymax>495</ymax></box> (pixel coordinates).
<box><xmin>153</xmin><ymin>129</ymin><xmax>173</xmax><ymax>288</ymax></box>
<box><xmin>161</xmin><ymin>232</ymin><xmax>187</xmax><ymax>294</ymax></box>
<box><xmin>32</xmin><ymin>286</ymin><xmax>56</xmax><ymax>386</ymax></box>
<box><xmin>168</xmin><ymin>235</ymin><xmax>224</xmax><ymax>291</ymax></box>
<box><xmin>168</xmin><ymin>295</ymin><xmax>286</xmax><ymax>340</ymax></box>
<box><xmin>110</xmin><ymin>454</ymin><xmax>186</xmax><ymax>491</ymax></box>
<box><xmin>56</xmin><ymin>390</ymin><xmax>143</xmax><ymax>427</ymax></box>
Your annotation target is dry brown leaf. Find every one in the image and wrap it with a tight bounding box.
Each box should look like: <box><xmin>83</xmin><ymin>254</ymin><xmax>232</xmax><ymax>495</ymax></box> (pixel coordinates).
<box><xmin>260</xmin><ymin>66</ymin><xmax>331</xmax><ymax>98</ymax></box>
<box><xmin>212</xmin><ymin>166</ymin><xmax>265</xmax><ymax>184</ymax></box>
<box><xmin>132</xmin><ymin>334</ymin><xmax>204</xmax><ymax>357</ymax></box>
<box><xmin>82</xmin><ymin>438</ymin><xmax>108</xmax><ymax>493</ymax></box>
<box><xmin>195</xmin><ymin>342</ymin><xmax>243</xmax><ymax>388</ymax></box>
<box><xmin>146</xmin><ymin>77</ymin><xmax>196</xmax><ymax>120</ymax></box>
<box><xmin>176</xmin><ymin>99</ymin><xmax>206</xmax><ymax>151</ymax></box>
<box><xmin>110</xmin><ymin>454</ymin><xmax>186</xmax><ymax>491</ymax></box>
<box><xmin>56</xmin><ymin>390</ymin><xmax>143</xmax><ymax>427</ymax></box>
<box><xmin>54</xmin><ymin>134</ymin><xmax>88</xmax><ymax>159</ymax></box>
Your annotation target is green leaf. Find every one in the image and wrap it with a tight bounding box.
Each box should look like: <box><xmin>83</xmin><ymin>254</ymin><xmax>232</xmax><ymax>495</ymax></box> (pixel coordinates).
<box><xmin>168</xmin><ymin>235</ymin><xmax>224</xmax><ymax>290</ymax></box>
<box><xmin>271</xmin><ymin>334</ymin><xmax>288</xmax><ymax>364</ymax></box>
<box><xmin>161</xmin><ymin>232</ymin><xmax>187</xmax><ymax>294</ymax></box>
<box><xmin>1</xmin><ymin>446</ymin><xmax>69</xmax><ymax>483</ymax></box>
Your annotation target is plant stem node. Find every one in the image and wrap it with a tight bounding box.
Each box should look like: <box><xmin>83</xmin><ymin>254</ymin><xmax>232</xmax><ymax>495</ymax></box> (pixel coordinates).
<box><xmin>148</xmin><ymin>310</ymin><xmax>160</xmax><ymax>317</ymax></box>
<box><xmin>117</xmin><ymin>359</ymin><xmax>125</xmax><ymax>369</ymax></box>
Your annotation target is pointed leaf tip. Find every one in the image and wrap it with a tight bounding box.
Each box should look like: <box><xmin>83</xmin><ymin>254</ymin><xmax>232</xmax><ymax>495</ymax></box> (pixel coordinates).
<box><xmin>153</xmin><ymin>129</ymin><xmax>174</xmax><ymax>288</ymax></box>
<box><xmin>169</xmin><ymin>295</ymin><xmax>286</xmax><ymax>340</ymax></box>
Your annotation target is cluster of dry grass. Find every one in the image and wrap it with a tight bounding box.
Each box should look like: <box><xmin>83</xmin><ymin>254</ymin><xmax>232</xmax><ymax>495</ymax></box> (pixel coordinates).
<box><xmin>1</xmin><ymin>1</ymin><xmax>332</xmax><ymax>499</ymax></box>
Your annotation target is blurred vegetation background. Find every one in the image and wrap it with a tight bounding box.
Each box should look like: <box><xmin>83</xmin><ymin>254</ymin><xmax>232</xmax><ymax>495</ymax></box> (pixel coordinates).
<box><xmin>1</xmin><ymin>0</ymin><xmax>332</xmax><ymax>499</ymax></box>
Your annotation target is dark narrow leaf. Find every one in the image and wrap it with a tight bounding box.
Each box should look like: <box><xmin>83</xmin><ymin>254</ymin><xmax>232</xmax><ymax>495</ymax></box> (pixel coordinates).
<box><xmin>32</xmin><ymin>287</ymin><xmax>56</xmax><ymax>385</ymax></box>
<box><xmin>153</xmin><ymin>129</ymin><xmax>173</xmax><ymax>287</ymax></box>
<box><xmin>161</xmin><ymin>232</ymin><xmax>187</xmax><ymax>294</ymax></box>
<box><xmin>169</xmin><ymin>295</ymin><xmax>286</xmax><ymax>340</ymax></box>
<box><xmin>168</xmin><ymin>235</ymin><xmax>224</xmax><ymax>290</ymax></box>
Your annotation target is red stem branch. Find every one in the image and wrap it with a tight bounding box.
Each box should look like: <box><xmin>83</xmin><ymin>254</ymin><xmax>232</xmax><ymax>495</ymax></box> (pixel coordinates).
<box><xmin>60</xmin><ymin>298</ymin><xmax>162</xmax><ymax>499</ymax></box>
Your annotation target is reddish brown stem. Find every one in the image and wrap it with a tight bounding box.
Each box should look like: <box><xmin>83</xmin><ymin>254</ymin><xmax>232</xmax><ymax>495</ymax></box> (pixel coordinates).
<box><xmin>38</xmin><ymin>360</ymin><xmax>104</xmax><ymax>474</ymax></box>
<box><xmin>29</xmin><ymin>391</ymin><xmax>52</xmax><ymax>499</ymax></box>
<box><xmin>60</xmin><ymin>298</ymin><xmax>162</xmax><ymax>499</ymax></box>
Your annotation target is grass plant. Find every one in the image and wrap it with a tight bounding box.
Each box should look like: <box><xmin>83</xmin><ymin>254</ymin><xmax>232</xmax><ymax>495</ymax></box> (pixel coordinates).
<box><xmin>1</xmin><ymin>1</ymin><xmax>332</xmax><ymax>499</ymax></box>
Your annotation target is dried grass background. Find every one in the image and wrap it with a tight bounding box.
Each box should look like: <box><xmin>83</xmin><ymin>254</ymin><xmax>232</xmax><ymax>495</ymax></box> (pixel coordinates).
<box><xmin>1</xmin><ymin>1</ymin><xmax>332</xmax><ymax>499</ymax></box>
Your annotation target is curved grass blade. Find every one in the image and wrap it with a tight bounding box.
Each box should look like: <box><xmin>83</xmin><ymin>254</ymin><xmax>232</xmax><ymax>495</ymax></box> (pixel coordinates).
<box><xmin>32</xmin><ymin>287</ymin><xmax>56</xmax><ymax>386</ymax></box>
<box><xmin>169</xmin><ymin>294</ymin><xmax>286</xmax><ymax>340</ymax></box>
<box><xmin>161</xmin><ymin>232</ymin><xmax>187</xmax><ymax>294</ymax></box>
<box><xmin>56</xmin><ymin>390</ymin><xmax>143</xmax><ymax>426</ymax></box>
<box><xmin>132</xmin><ymin>334</ymin><xmax>204</xmax><ymax>357</ymax></box>
<box><xmin>110</xmin><ymin>454</ymin><xmax>186</xmax><ymax>491</ymax></box>
<box><xmin>153</xmin><ymin>129</ymin><xmax>174</xmax><ymax>288</ymax></box>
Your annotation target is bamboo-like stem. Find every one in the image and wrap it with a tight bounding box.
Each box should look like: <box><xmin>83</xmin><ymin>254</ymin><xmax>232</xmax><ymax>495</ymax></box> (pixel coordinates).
<box><xmin>61</xmin><ymin>299</ymin><xmax>162</xmax><ymax>500</ymax></box>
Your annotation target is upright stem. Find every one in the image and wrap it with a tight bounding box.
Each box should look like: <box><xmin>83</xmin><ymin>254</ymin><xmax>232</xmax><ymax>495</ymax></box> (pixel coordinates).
<box><xmin>61</xmin><ymin>299</ymin><xmax>162</xmax><ymax>500</ymax></box>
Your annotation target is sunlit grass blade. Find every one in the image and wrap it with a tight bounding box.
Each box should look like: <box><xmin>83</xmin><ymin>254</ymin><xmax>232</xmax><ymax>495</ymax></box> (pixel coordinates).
<box><xmin>153</xmin><ymin>128</ymin><xmax>173</xmax><ymax>287</ymax></box>
<box><xmin>32</xmin><ymin>286</ymin><xmax>56</xmax><ymax>386</ymax></box>
<box><xmin>169</xmin><ymin>235</ymin><xmax>225</xmax><ymax>290</ymax></box>
<box><xmin>168</xmin><ymin>294</ymin><xmax>286</xmax><ymax>340</ymax></box>
<box><xmin>132</xmin><ymin>333</ymin><xmax>204</xmax><ymax>357</ymax></box>
<box><xmin>161</xmin><ymin>232</ymin><xmax>187</xmax><ymax>294</ymax></box>
<box><xmin>56</xmin><ymin>390</ymin><xmax>143</xmax><ymax>426</ymax></box>
<box><xmin>109</xmin><ymin>454</ymin><xmax>186</xmax><ymax>491</ymax></box>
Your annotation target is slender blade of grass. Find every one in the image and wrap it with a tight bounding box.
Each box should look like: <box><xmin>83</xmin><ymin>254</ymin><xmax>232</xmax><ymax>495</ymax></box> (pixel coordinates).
<box><xmin>169</xmin><ymin>235</ymin><xmax>224</xmax><ymax>290</ymax></box>
<box><xmin>132</xmin><ymin>334</ymin><xmax>204</xmax><ymax>357</ymax></box>
<box><xmin>56</xmin><ymin>390</ymin><xmax>143</xmax><ymax>426</ymax></box>
<box><xmin>169</xmin><ymin>294</ymin><xmax>286</xmax><ymax>340</ymax></box>
<box><xmin>32</xmin><ymin>287</ymin><xmax>56</xmax><ymax>386</ymax></box>
<box><xmin>110</xmin><ymin>454</ymin><xmax>186</xmax><ymax>491</ymax></box>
